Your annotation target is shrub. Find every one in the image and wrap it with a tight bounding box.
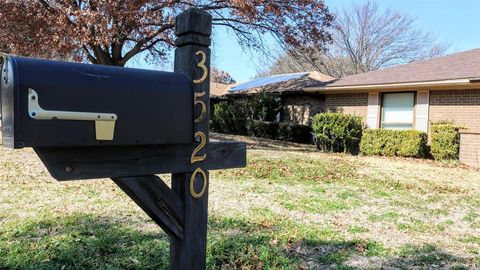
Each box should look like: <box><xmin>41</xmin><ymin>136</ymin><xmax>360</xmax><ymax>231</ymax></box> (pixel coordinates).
<box><xmin>430</xmin><ymin>122</ymin><xmax>460</xmax><ymax>160</ymax></box>
<box><xmin>278</xmin><ymin>122</ymin><xmax>312</xmax><ymax>143</ymax></box>
<box><xmin>213</xmin><ymin>117</ymin><xmax>312</xmax><ymax>143</ymax></box>
<box><xmin>211</xmin><ymin>102</ymin><xmax>232</xmax><ymax>133</ymax></box>
<box><xmin>211</xmin><ymin>96</ymin><xmax>311</xmax><ymax>143</ymax></box>
<box><xmin>246</xmin><ymin>120</ymin><xmax>279</xmax><ymax>139</ymax></box>
<box><xmin>311</xmin><ymin>112</ymin><xmax>364</xmax><ymax>154</ymax></box>
<box><xmin>245</xmin><ymin>121</ymin><xmax>311</xmax><ymax>143</ymax></box>
<box><xmin>247</xmin><ymin>92</ymin><xmax>282</xmax><ymax>121</ymax></box>
<box><xmin>211</xmin><ymin>102</ymin><xmax>248</xmax><ymax>135</ymax></box>
<box><xmin>360</xmin><ymin>129</ymin><xmax>428</xmax><ymax>158</ymax></box>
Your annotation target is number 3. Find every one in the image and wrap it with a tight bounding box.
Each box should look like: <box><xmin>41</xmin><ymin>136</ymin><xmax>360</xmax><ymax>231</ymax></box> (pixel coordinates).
<box><xmin>193</xmin><ymin>50</ymin><xmax>208</xmax><ymax>84</ymax></box>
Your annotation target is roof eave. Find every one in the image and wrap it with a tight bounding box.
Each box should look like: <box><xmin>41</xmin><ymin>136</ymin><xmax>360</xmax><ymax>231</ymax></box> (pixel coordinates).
<box><xmin>305</xmin><ymin>79</ymin><xmax>480</xmax><ymax>93</ymax></box>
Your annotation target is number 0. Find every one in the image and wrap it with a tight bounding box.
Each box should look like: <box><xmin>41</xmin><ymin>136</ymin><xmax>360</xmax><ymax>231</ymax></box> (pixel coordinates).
<box><xmin>190</xmin><ymin>167</ymin><xmax>207</xmax><ymax>199</ymax></box>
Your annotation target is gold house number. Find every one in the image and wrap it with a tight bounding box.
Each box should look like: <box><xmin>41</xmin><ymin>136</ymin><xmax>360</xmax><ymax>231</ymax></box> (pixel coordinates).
<box><xmin>190</xmin><ymin>50</ymin><xmax>208</xmax><ymax>199</ymax></box>
<box><xmin>194</xmin><ymin>91</ymin><xmax>206</xmax><ymax>123</ymax></box>
<box><xmin>190</xmin><ymin>167</ymin><xmax>207</xmax><ymax>199</ymax></box>
<box><xmin>193</xmin><ymin>50</ymin><xmax>208</xmax><ymax>84</ymax></box>
<box><xmin>191</xmin><ymin>131</ymin><xmax>206</xmax><ymax>164</ymax></box>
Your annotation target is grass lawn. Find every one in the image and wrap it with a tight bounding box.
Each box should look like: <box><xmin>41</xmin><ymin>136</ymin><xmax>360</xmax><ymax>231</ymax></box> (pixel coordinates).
<box><xmin>0</xmin><ymin>134</ymin><xmax>479</xmax><ymax>269</ymax></box>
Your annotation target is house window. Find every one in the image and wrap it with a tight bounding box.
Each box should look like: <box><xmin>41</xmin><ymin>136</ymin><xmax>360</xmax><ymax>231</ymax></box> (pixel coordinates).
<box><xmin>381</xmin><ymin>92</ymin><xmax>414</xmax><ymax>129</ymax></box>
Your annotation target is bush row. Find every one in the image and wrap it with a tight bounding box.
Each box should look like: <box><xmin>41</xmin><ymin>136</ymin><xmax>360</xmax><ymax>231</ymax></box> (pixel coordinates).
<box><xmin>212</xmin><ymin>94</ymin><xmax>282</xmax><ymax>123</ymax></box>
<box><xmin>211</xmin><ymin>118</ymin><xmax>312</xmax><ymax>143</ymax></box>
<box><xmin>213</xmin><ymin>103</ymin><xmax>461</xmax><ymax>160</ymax></box>
<box><xmin>311</xmin><ymin>113</ymin><xmax>461</xmax><ymax>160</ymax></box>
<box><xmin>360</xmin><ymin>129</ymin><xmax>428</xmax><ymax>158</ymax></box>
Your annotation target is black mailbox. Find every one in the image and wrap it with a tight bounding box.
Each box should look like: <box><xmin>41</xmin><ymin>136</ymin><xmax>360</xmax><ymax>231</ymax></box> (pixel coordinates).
<box><xmin>1</xmin><ymin>56</ymin><xmax>193</xmax><ymax>148</ymax></box>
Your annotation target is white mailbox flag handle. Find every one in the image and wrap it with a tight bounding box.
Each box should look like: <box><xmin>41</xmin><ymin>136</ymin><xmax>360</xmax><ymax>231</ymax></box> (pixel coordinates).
<box><xmin>27</xmin><ymin>88</ymin><xmax>117</xmax><ymax>140</ymax></box>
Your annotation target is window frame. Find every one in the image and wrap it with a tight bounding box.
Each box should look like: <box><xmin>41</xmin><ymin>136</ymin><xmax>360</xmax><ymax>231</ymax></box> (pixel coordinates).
<box><xmin>380</xmin><ymin>91</ymin><xmax>415</xmax><ymax>130</ymax></box>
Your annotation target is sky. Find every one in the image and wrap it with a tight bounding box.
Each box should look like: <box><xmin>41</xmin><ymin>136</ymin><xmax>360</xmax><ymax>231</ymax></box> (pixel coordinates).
<box><xmin>130</xmin><ymin>0</ymin><xmax>480</xmax><ymax>84</ymax></box>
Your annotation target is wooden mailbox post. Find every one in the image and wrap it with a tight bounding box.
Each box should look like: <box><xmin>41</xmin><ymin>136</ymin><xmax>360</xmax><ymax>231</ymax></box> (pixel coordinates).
<box><xmin>0</xmin><ymin>8</ymin><xmax>245</xmax><ymax>270</ymax></box>
<box><xmin>171</xmin><ymin>8</ymin><xmax>212</xmax><ymax>269</ymax></box>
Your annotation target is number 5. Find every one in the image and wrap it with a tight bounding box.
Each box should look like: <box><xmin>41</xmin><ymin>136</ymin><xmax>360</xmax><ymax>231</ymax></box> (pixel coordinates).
<box><xmin>194</xmin><ymin>91</ymin><xmax>206</xmax><ymax>123</ymax></box>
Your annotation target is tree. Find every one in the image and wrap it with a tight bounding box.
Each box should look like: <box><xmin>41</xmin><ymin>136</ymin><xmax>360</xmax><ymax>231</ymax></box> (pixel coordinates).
<box><xmin>259</xmin><ymin>0</ymin><xmax>447</xmax><ymax>78</ymax></box>
<box><xmin>211</xmin><ymin>67</ymin><xmax>236</xmax><ymax>84</ymax></box>
<box><xmin>0</xmin><ymin>1</ymin><xmax>334</xmax><ymax>67</ymax></box>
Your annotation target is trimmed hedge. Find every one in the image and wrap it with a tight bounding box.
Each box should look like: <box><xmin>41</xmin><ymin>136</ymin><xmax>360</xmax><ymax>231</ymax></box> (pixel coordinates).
<box><xmin>210</xmin><ymin>102</ymin><xmax>248</xmax><ymax>135</ymax></box>
<box><xmin>211</xmin><ymin>117</ymin><xmax>312</xmax><ymax>144</ymax></box>
<box><xmin>360</xmin><ymin>129</ymin><xmax>428</xmax><ymax>158</ymax></box>
<box><xmin>211</xmin><ymin>100</ymin><xmax>312</xmax><ymax>143</ymax></box>
<box><xmin>278</xmin><ymin>122</ymin><xmax>312</xmax><ymax>143</ymax></box>
<box><xmin>430</xmin><ymin>123</ymin><xmax>460</xmax><ymax>160</ymax></box>
<box><xmin>210</xmin><ymin>118</ymin><xmax>247</xmax><ymax>135</ymax></box>
<box><xmin>311</xmin><ymin>112</ymin><xmax>364</xmax><ymax>154</ymax></box>
<box><xmin>246</xmin><ymin>120</ymin><xmax>279</xmax><ymax>140</ymax></box>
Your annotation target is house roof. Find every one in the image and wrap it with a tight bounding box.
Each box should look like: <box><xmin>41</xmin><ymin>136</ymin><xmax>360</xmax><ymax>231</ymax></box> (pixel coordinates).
<box><xmin>210</xmin><ymin>82</ymin><xmax>234</xmax><ymax>98</ymax></box>
<box><xmin>226</xmin><ymin>71</ymin><xmax>334</xmax><ymax>96</ymax></box>
<box><xmin>319</xmin><ymin>48</ymin><xmax>480</xmax><ymax>89</ymax></box>
<box><xmin>214</xmin><ymin>48</ymin><xmax>480</xmax><ymax>97</ymax></box>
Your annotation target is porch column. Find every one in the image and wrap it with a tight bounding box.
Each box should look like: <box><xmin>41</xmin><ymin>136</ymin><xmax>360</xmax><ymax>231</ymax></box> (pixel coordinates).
<box><xmin>367</xmin><ymin>92</ymin><xmax>379</xmax><ymax>128</ymax></box>
<box><xmin>415</xmin><ymin>90</ymin><xmax>430</xmax><ymax>132</ymax></box>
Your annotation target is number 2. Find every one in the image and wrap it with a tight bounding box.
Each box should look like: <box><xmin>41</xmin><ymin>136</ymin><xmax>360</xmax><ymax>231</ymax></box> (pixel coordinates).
<box><xmin>191</xmin><ymin>131</ymin><xmax>206</xmax><ymax>164</ymax></box>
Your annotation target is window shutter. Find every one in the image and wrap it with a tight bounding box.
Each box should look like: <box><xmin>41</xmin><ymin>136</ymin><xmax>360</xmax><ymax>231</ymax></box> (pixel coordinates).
<box><xmin>367</xmin><ymin>92</ymin><xmax>379</xmax><ymax>128</ymax></box>
<box><xmin>415</xmin><ymin>91</ymin><xmax>430</xmax><ymax>132</ymax></box>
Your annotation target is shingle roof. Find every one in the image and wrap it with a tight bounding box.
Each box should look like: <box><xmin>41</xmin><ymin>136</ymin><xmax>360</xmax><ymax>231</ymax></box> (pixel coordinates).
<box><xmin>226</xmin><ymin>71</ymin><xmax>334</xmax><ymax>96</ymax></box>
<box><xmin>326</xmin><ymin>48</ymin><xmax>480</xmax><ymax>87</ymax></box>
<box><xmin>210</xmin><ymin>82</ymin><xmax>233</xmax><ymax>97</ymax></box>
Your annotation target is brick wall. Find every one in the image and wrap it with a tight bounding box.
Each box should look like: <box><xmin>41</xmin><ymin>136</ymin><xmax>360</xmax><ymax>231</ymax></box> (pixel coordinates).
<box><xmin>460</xmin><ymin>133</ymin><xmax>480</xmax><ymax>168</ymax></box>
<box><xmin>282</xmin><ymin>95</ymin><xmax>324</xmax><ymax>125</ymax></box>
<box><xmin>429</xmin><ymin>89</ymin><xmax>480</xmax><ymax>168</ymax></box>
<box><xmin>429</xmin><ymin>89</ymin><xmax>480</xmax><ymax>132</ymax></box>
<box><xmin>325</xmin><ymin>93</ymin><xmax>368</xmax><ymax>119</ymax></box>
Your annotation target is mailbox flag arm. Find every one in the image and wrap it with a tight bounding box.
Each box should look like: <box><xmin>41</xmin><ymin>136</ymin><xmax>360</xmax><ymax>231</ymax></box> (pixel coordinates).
<box><xmin>27</xmin><ymin>88</ymin><xmax>117</xmax><ymax>140</ymax></box>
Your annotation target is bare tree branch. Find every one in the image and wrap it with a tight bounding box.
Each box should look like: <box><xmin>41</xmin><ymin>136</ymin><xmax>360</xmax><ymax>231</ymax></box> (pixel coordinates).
<box><xmin>259</xmin><ymin>0</ymin><xmax>448</xmax><ymax>78</ymax></box>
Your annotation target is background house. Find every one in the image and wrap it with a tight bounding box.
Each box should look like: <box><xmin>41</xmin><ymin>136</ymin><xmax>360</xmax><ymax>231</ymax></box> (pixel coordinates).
<box><xmin>219</xmin><ymin>48</ymin><xmax>480</xmax><ymax>167</ymax></box>
<box><xmin>210</xmin><ymin>82</ymin><xmax>232</xmax><ymax>117</ymax></box>
<box><xmin>220</xmin><ymin>72</ymin><xmax>334</xmax><ymax>125</ymax></box>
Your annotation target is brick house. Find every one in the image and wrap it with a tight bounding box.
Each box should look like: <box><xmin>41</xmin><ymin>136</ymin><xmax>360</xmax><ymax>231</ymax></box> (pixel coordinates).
<box><xmin>220</xmin><ymin>49</ymin><xmax>480</xmax><ymax>167</ymax></box>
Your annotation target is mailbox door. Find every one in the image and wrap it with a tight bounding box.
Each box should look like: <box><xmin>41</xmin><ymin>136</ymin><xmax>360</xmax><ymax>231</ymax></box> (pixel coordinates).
<box><xmin>1</xmin><ymin>59</ymin><xmax>15</xmax><ymax>147</ymax></box>
<box><xmin>1</xmin><ymin>57</ymin><xmax>194</xmax><ymax>148</ymax></box>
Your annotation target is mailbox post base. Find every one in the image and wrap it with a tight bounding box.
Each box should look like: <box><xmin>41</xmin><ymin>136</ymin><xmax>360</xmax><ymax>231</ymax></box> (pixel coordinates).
<box><xmin>170</xmin><ymin>172</ymin><xmax>209</xmax><ymax>270</ymax></box>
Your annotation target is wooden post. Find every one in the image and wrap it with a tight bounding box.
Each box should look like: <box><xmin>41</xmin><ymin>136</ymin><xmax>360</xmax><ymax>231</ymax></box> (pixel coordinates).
<box><xmin>171</xmin><ymin>9</ymin><xmax>212</xmax><ymax>270</ymax></box>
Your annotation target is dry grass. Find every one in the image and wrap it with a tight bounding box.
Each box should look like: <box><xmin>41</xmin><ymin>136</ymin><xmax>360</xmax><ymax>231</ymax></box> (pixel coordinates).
<box><xmin>1</xmin><ymin>135</ymin><xmax>479</xmax><ymax>269</ymax></box>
